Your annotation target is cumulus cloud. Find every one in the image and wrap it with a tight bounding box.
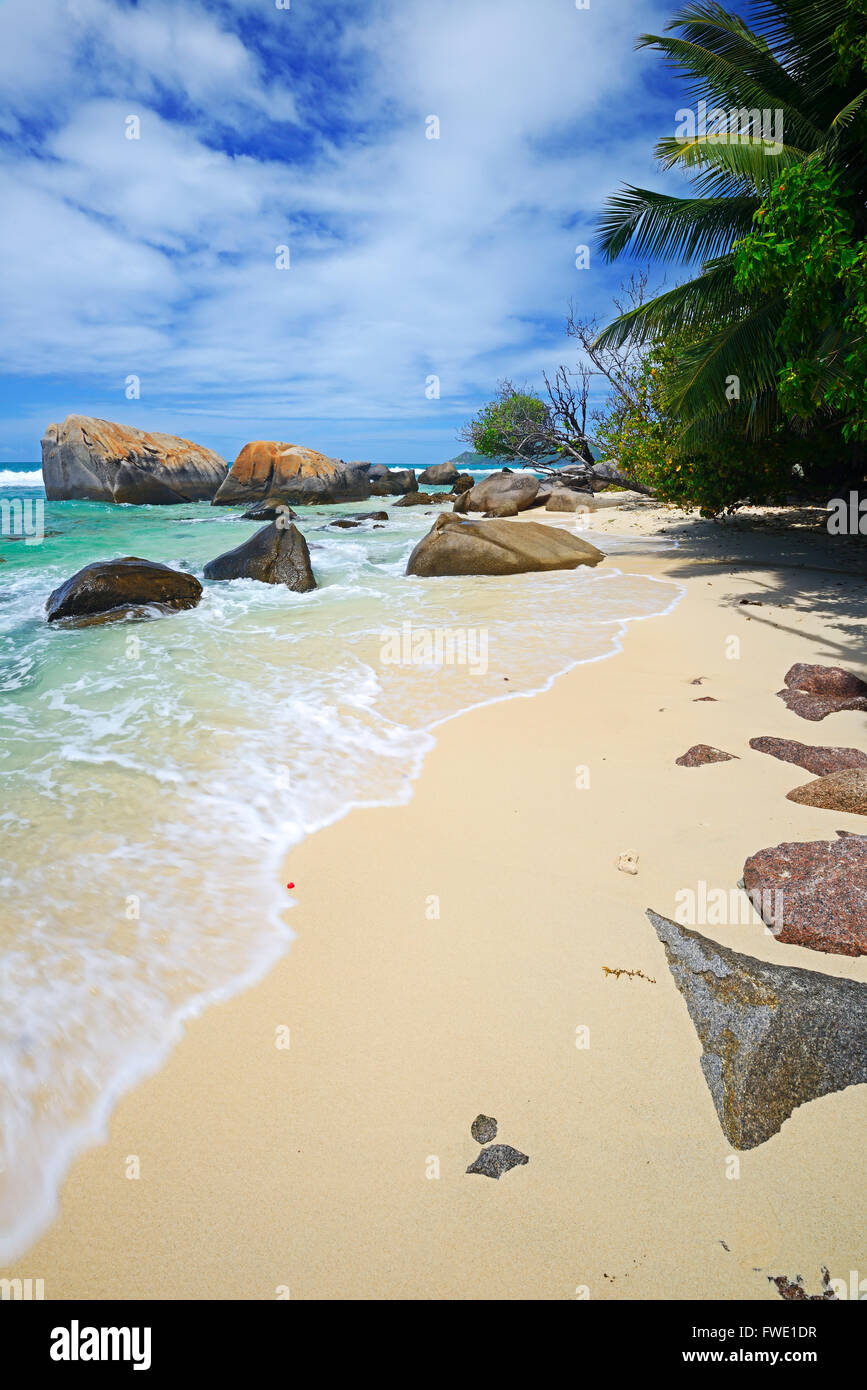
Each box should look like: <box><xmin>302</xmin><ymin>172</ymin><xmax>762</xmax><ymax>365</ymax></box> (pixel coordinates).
<box><xmin>0</xmin><ymin>0</ymin><xmax>679</xmax><ymax>461</ymax></box>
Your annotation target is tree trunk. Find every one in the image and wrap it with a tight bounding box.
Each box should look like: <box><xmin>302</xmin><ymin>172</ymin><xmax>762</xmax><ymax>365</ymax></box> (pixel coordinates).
<box><xmin>534</xmin><ymin>457</ymin><xmax>655</xmax><ymax>496</ymax></box>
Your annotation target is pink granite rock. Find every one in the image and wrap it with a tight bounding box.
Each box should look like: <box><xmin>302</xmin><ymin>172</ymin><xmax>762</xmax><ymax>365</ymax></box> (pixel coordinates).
<box><xmin>786</xmin><ymin>768</ymin><xmax>867</xmax><ymax>816</ymax></box>
<box><xmin>675</xmin><ymin>744</ymin><xmax>738</xmax><ymax>767</ymax></box>
<box><xmin>743</xmin><ymin>837</ymin><xmax>867</xmax><ymax>956</ymax></box>
<box><xmin>777</xmin><ymin>663</ymin><xmax>867</xmax><ymax>721</ymax></box>
<box><xmin>750</xmin><ymin>736</ymin><xmax>867</xmax><ymax>777</ymax></box>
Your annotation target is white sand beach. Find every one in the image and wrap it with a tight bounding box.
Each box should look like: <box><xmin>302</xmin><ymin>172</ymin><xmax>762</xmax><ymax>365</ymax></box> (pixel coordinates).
<box><xmin>4</xmin><ymin>502</ymin><xmax>865</xmax><ymax>1301</ymax></box>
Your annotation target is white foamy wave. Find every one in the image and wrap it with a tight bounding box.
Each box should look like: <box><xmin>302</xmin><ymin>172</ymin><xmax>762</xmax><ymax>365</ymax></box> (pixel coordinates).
<box><xmin>0</xmin><ymin>469</ymin><xmax>43</xmax><ymax>487</ymax></box>
<box><xmin>0</xmin><ymin>513</ymin><xmax>684</xmax><ymax>1264</ymax></box>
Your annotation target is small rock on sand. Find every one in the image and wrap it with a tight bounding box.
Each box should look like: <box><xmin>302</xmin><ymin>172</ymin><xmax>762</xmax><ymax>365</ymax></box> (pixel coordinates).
<box><xmin>466</xmin><ymin>1145</ymin><xmax>529</xmax><ymax>1180</ymax></box>
<box><xmin>675</xmin><ymin>744</ymin><xmax>737</xmax><ymax>766</ymax></box>
<box><xmin>471</xmin><ymin>1114</ymin><xmax>498</xmax><ymax>1145</ymax></box>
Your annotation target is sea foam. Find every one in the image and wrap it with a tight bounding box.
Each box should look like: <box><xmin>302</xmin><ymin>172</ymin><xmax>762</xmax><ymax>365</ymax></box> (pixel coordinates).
<box><xmin>0</xmin><ymin>496</ymin><xmax>682</xmax><ymax>1262</ymax></box>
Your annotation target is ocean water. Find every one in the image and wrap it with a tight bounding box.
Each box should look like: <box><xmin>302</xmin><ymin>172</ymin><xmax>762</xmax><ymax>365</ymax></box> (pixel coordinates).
<box><xmin>0</xmin><ymin>462</ymin><xmax>682</xmax><ymax>1261</ymax></box>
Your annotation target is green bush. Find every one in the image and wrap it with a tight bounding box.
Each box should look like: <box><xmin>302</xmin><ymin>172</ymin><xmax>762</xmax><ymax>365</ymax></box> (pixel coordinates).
<box><xmin>594</xmin><ymin>331</ymin><xmax>836</xmax><ymax>516</ymax></box>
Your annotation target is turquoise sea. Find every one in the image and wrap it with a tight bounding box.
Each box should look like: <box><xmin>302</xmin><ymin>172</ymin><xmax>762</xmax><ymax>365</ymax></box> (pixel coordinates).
<box><xmin>0</xmin><ymin>459</ymin><xmax>682</xmax><ymax>1260</ymax></box>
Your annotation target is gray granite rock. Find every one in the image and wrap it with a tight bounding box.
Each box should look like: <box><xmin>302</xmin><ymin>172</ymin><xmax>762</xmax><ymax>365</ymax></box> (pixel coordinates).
<box><xmin>466</xmin><ymin>1144</ymin><xmax>529</xmax><ymax>1179</ymax></box>
<box><xmin>471</xmin><ymin>1114</ymin><xmax>498</xmax><ymax>1145</ymax></box>
<box><xmin>418</xmin><ymin>461</ymin><xmax>459</xmax><ymax>486</ymax></box>
<box><xmin>647</xmin><ymin>910</ymin><xmax>867</xmax><ymax>1149</ymax></box>
<box><xmin>461</xmin><ymin>470</ymin><xmax>540</xmax><ymax>514</ymax></box>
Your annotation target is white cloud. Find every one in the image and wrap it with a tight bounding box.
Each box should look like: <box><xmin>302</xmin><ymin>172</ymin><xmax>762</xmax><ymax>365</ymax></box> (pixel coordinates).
<box><xmin>0</xmin><ymin>0</ymin><xmax>677</xmax><ymax>458</ymax></box>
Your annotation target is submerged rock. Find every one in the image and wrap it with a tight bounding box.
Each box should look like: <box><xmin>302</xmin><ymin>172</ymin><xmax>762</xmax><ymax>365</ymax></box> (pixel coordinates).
<box><xmin>749</xmin><ymin>736</ymin><xmax>867</xmax><ymax>776</ymax></box>
<box><xmin>393</xmin><ymin>491</ymin><xmax>448</xmax><ymax>507</ymax></box>
<box><xmin>46</xmin><ymin>558</ymin><xmax>202</xmax><ymax>622</ymax></box>
<box><xmin>786</xmin><ymin>768</ymin><xmax>867</xmax><ymax>816</ymax></box>
<box><xmin>328</xmin><ymin>511</ymin><xmax>389</xmax><ymax>526</ymax></box>
<box><xmin>406</xmin><ymin>514</ymin><xmax>604</xmax><ymax>577</ymax></box>
<box><xmin>203</xmin><ymin>522</ymin><xmax>316</xmax><ymax>591</ymax></box>
<box><xmin>466</xmin><ymin>1145</ymin><xmax>529</xmax><ymax>1179</ymax></box>
<box><xmin>241</xmin><ymin>502</ymin><xmax>298</xmax><ymax>522</ymax></box>
<box><xmin>675</xmin><ymin>744</ymin><xmax>738</xmax><ymax>767</ymax></box>
<box><xmin>743</xmin><ymin>837</ymin><xmax>867</xmax><ymax>956</ymax></box>
<box><xmin>647</xmin><ymin>910</ymin><xmax>867</xmax><ymax>1149</ymax></box>
<box><xmin>471</xmin><ymin>1114</ymin><xmax>498</xmax><ymax>1145</ymax></box>
<box><xmin>212</xmin><ymin>442</ymin><xmax>370</xmax><ymax>507</ymax></box>
<box><xmin>776</xmin><ymin>663</ymin><xmax>867</xmax><ymax>721</ymax></box>
<box><xmin>41</xmin><ymin>416</ymin><xmax>227</xmax><ymax>504</ymax></box>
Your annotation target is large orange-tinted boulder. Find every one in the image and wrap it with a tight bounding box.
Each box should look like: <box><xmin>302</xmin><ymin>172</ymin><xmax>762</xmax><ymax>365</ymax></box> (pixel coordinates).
<box><xmin>41</xmin><ymin>416</ymin><xmax>227</xmax><ymax>504</ymax></box>
<box><xmin>212</xmin><ymin>442</ymin><xmax>371</xmax><ymax>506</ymax></box>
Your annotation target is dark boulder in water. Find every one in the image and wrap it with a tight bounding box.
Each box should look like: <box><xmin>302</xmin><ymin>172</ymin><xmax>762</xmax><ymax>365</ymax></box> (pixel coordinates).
<box><xmin>368</xmin><ymin>465</ymin><xmax>418</xmax><ymax>496</ymax></box>
<box><xmin>393</xmin><ymin>491</ymin><xmax>449</xmax><ymax>507</ymax></box>
<box><xmin>418</xmin><ymin>461</ymin><xmax>459</xmax><ymax>486</ymax></box>
<box><xmin>203</xmin><ymin>521</ymin><xmax>316</xmax><ymax>591</ymax></box>
<box><xmin>241</xmin><ymin>502</ymin><xmax>298</xmax><ymax>522</ymax></box>
<box><xmin>46</xmin><ymin>558</ymin><xmax>202</xmax><ymax>623</ymax></box>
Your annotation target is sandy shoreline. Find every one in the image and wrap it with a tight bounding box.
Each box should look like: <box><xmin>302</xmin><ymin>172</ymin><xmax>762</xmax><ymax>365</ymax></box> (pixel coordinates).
<box><xmin>5</xmin><ymin>502</ymin><xmax>867</xmax><ymax>1300</ymax></box>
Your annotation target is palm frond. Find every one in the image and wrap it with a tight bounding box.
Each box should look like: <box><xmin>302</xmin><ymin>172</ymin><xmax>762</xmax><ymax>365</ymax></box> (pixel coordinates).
<box><xmin>655</xmin><ymin>134</ymin><xmax>809</xmax><ymax>196</ymax></box>
<box><xmin>664</xmin><ymin>298</ymin><xmax>786</xmax><ymax>420</ymax></box>
<box><xmin>636</xmin><ymin>31</ymin><xmax>822</xmax><ymax>146</ymax></box>
<box><xmin>597</xmin><ymin>186</ymin><xmax>756</xmax><ymax>263</ymax></box>
<box><xmin>593</xmin><ymin>258</ymin><xmax>745</xmax><ymax>348</ymax></box>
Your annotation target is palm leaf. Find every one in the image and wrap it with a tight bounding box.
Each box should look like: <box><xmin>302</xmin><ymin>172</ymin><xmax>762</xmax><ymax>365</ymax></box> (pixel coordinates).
<box><xmin>593</xmin><ymin>258</ymin><xmax>746</xmax><ymax>348</ymax></box>
<box><xmin>636</xmin><ymin>31</ymin><xmax>822</xmax><ymax>146</ymax></box>
<box><xmin>597</xmin><ymin>187</ymin><xmax>756</xmax><ymax>262</ymax></box>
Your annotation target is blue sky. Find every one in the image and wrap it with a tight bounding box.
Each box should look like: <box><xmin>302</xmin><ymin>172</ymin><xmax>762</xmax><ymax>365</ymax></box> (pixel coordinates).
<box><xmin>0</xmin><ymin>0</ymin><xmax>689</xmax><ymax>465</ymax></box>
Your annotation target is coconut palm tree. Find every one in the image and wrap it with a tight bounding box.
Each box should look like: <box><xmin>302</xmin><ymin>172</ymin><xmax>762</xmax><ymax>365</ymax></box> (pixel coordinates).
<box><xmin>593</xmin><ymin>0</ymin><xmax>866</xmax><ymax>446</ymax></box>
